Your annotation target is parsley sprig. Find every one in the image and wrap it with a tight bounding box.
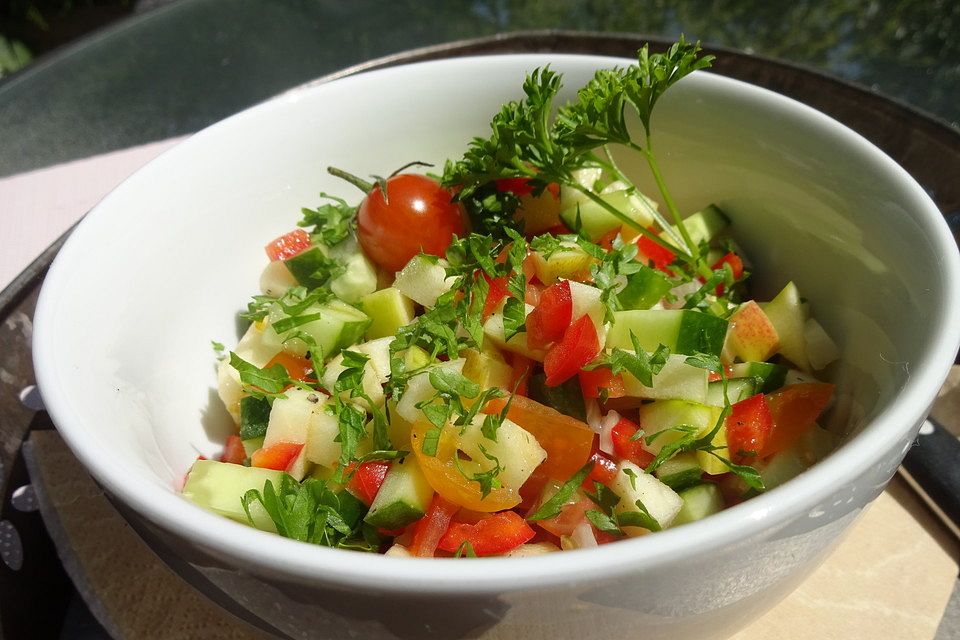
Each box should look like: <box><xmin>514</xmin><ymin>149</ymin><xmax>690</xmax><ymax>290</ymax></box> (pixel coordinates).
<box><xmin>242</xmin><ymin>474</ymin><xmax>378</xmax><ymax>549</ymax></box>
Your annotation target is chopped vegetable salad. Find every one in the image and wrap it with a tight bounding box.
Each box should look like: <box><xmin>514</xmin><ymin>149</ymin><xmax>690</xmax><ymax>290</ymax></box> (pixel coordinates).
<box><xmin>183</xmin><ymin>40</ymin><xmax>839</xmax><ymax>558</ymax></box>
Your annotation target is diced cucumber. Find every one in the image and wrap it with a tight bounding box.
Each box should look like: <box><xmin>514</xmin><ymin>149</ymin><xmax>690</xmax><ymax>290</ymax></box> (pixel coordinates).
<box><xmin>463</xmin><ymin>349</ymin><xmax>513</xmax><ymax>391</ymax></box>
<box><xmin>395</xmin><ymin>359</ymin><xmax>466</xmax><ymax>423</ymax></box>
<box><xmin>364</xmin><ymin>457</ymin><xmax>434</xmax><ymax>530</ymax></box>
<box><xmin>239</xmin><ymin>395</ymin><xmax>271</xmax><ymax>440</ymax></box>
<box><xmin>457</xmin><ymin>415</ymin><xmax>547</xmax><ymax>492</ymax></box>
<box><xmin>393</xmin><ymin>255</ymin><xmax>454</xmax><ymax>307</ymax></box>
<box><xmin>241</xmin><ymin>437</ymin><xmax>264</xmax><ymax>458</ymax></box>
<box><xmin>758</xmin><ymin>447</ymin><xmax>807</xmax><ymax>491</ymax></box>
<box><xmin>606</xmin><ymin>309</ymin><xmax>728</xmax><ymax>357</ymax></box>
<box><xmin>621</xmin><ymin>354</ymin><xmax>709</xmax><ymax>403</ymax></box>
<box><xmin>637</xmin><ymin>399</ymin><xmax>719</xmax><ymax>455</ymax></box>
<box><xmin>361</xmin><ymin>287</ymin><xmax>415</xmax><ymax>340</ymax></box>
<box><xmin>672</xmin><ymin>483</ymin><xmax>725</xmax><ymax>526</ymax></box>
<box><xmin>610</xmin><ymin>461</ymin><xmax>683</xmax><ymax>535</ymax></box>
<box><xmin>218</xmin><ymin>323</ymin><xmax>283</xmax><ymax>422</ymax></box>
<box><xmin>804</xmin><ymin>317</ymin><xmax>840</xmax><ymax>370</ymax></box>
<box><xmin>282</xmin><ymin>247</ymin><xmax>334</xmax><ymax>289</ymax></box>
<box><xmin>762</xmin><ymin>281</ymin><xmax>810</xmax><ymax>371</ymax></box>
<box><xmin>662</xmin><ymin>205</ymin><xmax>730</xmax><ymax>248</ymax></box>
<box><xmin>704</xmin><ymin>378</ymin><xmax>758</xmax><ymax>408</ymax></box>
<box><xmin>559</xmin><ymin>189</ymin><xmax>657</xmax><ymax>241</ymax></box>
<box><xmin>321</xmin><ymin>348</ymin><xmax>386</xmax><ymax>411</ymax></box>
<box><xmin>327</xmin><ymin>238</ymin><xmax>378</xmax><ymax>304</ymax></box>
<box><xmin>483</xmin><ymin>305</ymin><xmax>546</xmax><ymax>362</ymax></box>
<box><xmin>266</xmin><ymin>298</ymin><xmax>371</xmax><ymax>360</ymax></box>
<box><xmin>529</xmin><ymin>372</ymin><xmax>587</xmax><ymax>422</ymax></box>
<box><xmin>617</xmin><ymin>266</ymin><xmax>672</xmax><ymax>310</ymax></box>
<box><xmin>696</xmin><ymin>425</ymin><xmax>729</xmax><ymax>476</ymax></box>
<box><xmin>531</xmin><ymin>242</ymin><xmax>594</xmax><ymax>285</ymax></box>
<box><xmin>259</xmin><ymin>260</ymin><xmax>297</xmax><ymax>298</ymax></box>
<box><xmin>281</xmin><ymin>237</ymin><xmax>377</xmax><ymax>304</ymax></box>
<box><xmin>387</xmin><ymin>399</ymin><xmax>414</xmax><ymax>451</ymax></box>
<box><xmin>728</xmin><ymin>361</ymin><xmax>787</xmax><ymax>393</ymax></box>
<box><xmin>182</xmin><ymin>460</ymin><xmax>281</xmax><ymax>532</ymax></box>
<box><xmin>653</xmin><ymin>452</ymin><xmax>702</xmax><ymax>491</ymax></box>
<box><xmin>263</xmin><ymin>388</ymin><xmax>320</xmax><ymax>480</ymax></box>
<box><xmin>567</xmin><ymin>281</ymin><xmax>606</xmax><ymax>339</ymax></box>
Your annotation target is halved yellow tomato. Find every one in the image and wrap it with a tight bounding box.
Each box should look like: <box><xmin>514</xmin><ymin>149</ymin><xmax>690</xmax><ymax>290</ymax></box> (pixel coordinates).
<box><xmin>410</xmin><ymin>422</ymin><xmax>520</xmax><ymax>513</ymax></box>
<box><xmin>482</xmin><ymin>395</ymin><xmax>594</xmax><ymax>480</ymax></box>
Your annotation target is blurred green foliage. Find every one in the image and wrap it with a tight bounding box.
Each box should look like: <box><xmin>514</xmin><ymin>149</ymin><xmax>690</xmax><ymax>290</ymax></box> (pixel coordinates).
<box><xmin>0</xmin><ymin>0</ymin><xmax>956</xmax><ymax>119</ymax></box>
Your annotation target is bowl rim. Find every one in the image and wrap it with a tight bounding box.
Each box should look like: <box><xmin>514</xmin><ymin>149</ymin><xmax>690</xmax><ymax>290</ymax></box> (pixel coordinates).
<box><xmin>33</xmin><ymin>52</ymin><xmax>960</xmax><ymax>594</ymax></box>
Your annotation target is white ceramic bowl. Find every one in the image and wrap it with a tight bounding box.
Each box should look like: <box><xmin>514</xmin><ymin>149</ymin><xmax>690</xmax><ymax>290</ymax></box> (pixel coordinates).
<box><xmin>33</xmin><ymin>54</ymin><xmax>960</xmax><ymax>639</ymax></box>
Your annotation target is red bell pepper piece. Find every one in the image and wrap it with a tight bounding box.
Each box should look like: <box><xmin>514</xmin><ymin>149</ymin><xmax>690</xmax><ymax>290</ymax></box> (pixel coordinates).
<box><xmin>543</xmin><ymin>315</ymin><xmax>601</xmax><ymax>386</ymax></box>
<box><xmin>250</xmin><ymin>442</ymin><xmax>304</xmax><ymax>471</ymax></box>
<box><xmin>636</xmin><ymin>233</ymin><xmax>676</xmax><ymax>271</ymax></box>
<box><xmin>265</xmin><ymin>228</ymin><xmax>311</xmax><ymax>261</ymax></box>
<box><xmin>710</xmin><ymin>251</ymin><xmax>744</xmax><ymax>295</ymax></box>
<box><xmin>536</xmin><ymin>495</ymin><xmax>594</xmax><ymax>537</ymax></box>
<box><xmin>526</xmin><ymin>280</ymin><xmax>573</xmax><ymax>350</ymax></box>
<box><xmin>220</xmin><ymin>435</ymin><xmax>246</xmax><ymax>465</ymax></box>
<box><xmin>610</xmin><ymin>417</ymin><xmax>656</xmax><ymax>468</ymax></box>
<box><xmin>725</xmin><ymin>394</ymin><xmax>774</xmax><ymax>462</ymax></box>
<box><xmin>409</xmin><ymin>495</ymin><xmax>459</xmax><ymax>558</ymax></box>
<box><xmin>438</xmin><ymin>511</ymin><xmax>535</xmax><ymax>556</ymax></box>
<box><xmin>481</xmin><ymin>274</ymin><xmax>510</xmax><ymax>320</ymax></box>
<box><xmin>494</xmin><ymin>178</ymin><xmax>560</xmax><ymax>200</ymax></box>
<box><xmin>578</xmin><ymin>367</ymin><xmax>627</xmax><ymax>400</ymax></box>
<box><xmin>347</xmin><ymin>460</ymin><xmax>391</xmax><ymax>506</ymax></box>
<box><xmin>584</xmin><ymin>449</ymin><xmax>618</xmax><ymax>488</ymax></box>
<box><xmin>761</xmin><ymin>383</ymin><xmax>834</xmax><ymax>457</ymax></box>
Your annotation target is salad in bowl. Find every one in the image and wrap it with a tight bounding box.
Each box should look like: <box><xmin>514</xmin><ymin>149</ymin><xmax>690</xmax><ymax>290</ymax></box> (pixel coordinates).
<box><xmin>184</xmin><ymin>40</ymin><xmax>840</xmax><ymax>558</ymax></box>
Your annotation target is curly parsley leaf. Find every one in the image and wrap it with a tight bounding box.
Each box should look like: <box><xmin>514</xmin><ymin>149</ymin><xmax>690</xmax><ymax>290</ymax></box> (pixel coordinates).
<box><xmin>299</xmin><ymin>192</ymin><xmax>356</xmax><ymax>247</ymax></box>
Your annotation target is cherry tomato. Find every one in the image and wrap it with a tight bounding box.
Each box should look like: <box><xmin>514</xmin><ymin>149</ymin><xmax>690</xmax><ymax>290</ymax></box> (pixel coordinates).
<box><xmin>356</xmin><ymin>174</ymin><xmax>465</xmax><ymax>272</ymax></box>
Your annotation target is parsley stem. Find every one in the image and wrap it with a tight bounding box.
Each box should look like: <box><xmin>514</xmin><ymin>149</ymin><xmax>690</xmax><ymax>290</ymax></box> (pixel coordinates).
<box><xmin>569</xmin><ymin>183</ymin><xmax>690</xmax><ymax>259</ymax></box>
<box><xmin>641</xmin><ymin>136</ymin><xmax>700</xmax><ymax>263</ymax></box>
<box><xmin>327</xmin><ymin>166</ymin><xmax>374</xmax><ymax>194</ymax></box>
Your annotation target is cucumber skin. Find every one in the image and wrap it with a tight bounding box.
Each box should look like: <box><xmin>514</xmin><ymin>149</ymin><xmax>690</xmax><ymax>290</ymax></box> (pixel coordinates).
<box><xmin>239</xmin><ymin>395</ymin><xmax>271</xmax><ymax>440</ymax></box>
<box><xmin>673</xmin><ymin>483</ymin><xmax>725</xmax><ymax>526</ymax></box>
<box><xmin>529</xmin><ymin>373</ymin><xmax>587</xmax><ymax>422</ymax></box>
<box><xmin>607</xmin><ymin>309</ymin><xmax>727</xmax><ymax>357</ymax></box>
<box><xmin>363</xmin><ymin>458</ymin><xmax>433</xmax><ymax>530</ymax></box>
